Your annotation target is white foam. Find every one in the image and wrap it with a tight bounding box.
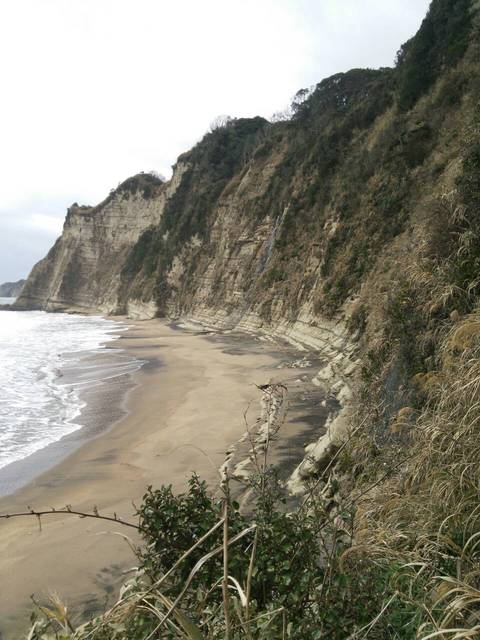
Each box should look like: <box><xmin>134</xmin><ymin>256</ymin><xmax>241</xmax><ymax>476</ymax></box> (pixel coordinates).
<box><xmin>0</xmin><ymin>310</ymin><xmax>137</xmax><ymax>470</ymax></box>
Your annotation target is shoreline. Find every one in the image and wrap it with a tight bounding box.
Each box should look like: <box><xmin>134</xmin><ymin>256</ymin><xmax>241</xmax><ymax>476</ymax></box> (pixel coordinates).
<box><xmin>0</xmin><ymin>318</ymin><xmax>142</xmax><ymax>497</ymax></box>
<box><xmin>0</xmin><ymin>319</ymin><xmax>327</xmax><ymax>637</ymax></box>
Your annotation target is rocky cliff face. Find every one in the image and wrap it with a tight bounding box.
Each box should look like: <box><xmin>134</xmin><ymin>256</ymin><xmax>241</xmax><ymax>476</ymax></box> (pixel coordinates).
<box><xmin>15</xmin><ymin>0</ymin><xmax>480</xmax><ymax>480</ymax></box>
<box><xmin>0</xmin><ymin>279</ymin><xmax>25</xmax><ymax>297</ymax></box>
<box><xmin>18</xmin><ymin>3</ymin><xmax>478</xmax><ymax>327</ymax></box>
<box><xmin>15</xmin><ymin>173</ymin><xmax>181</xmax><ymax>313</ymax></box>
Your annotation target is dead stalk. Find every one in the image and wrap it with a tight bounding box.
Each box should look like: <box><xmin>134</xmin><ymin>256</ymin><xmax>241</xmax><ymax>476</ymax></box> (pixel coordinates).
<box><xmin>223</xmin><ymin>479</ymin><xmax>231</xmax><ymax>640</ymax></box>
<box><xmin>245</xmin><ymin>528</ymin><xmax>258</xmax><ymax>639</ymax></box>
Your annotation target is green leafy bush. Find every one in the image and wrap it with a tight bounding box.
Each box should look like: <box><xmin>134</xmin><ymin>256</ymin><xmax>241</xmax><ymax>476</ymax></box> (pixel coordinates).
<box><xmin>396</xmin><ymin>0</ymin><xmax>472</xmax><ymax>110</ymax></box>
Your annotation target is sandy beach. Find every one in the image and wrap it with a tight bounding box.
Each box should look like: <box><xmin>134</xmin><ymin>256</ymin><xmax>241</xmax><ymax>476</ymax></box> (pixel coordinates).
<box><xmin>0</xmin><ymin>320</ymin><xmax>326</xmax><ymax>637</ymax></box>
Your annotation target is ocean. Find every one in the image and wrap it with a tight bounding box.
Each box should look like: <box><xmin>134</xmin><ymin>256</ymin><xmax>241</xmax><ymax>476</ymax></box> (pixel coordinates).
<box><xmin>0</xmin><ymin>301</ymin><xmax>142</xmax><ymax>491</ymax></box>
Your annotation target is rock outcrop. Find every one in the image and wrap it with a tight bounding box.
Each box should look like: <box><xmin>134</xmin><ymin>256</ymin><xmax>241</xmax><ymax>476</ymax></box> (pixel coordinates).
<box><xmin>14</xmin><ymin>173</ymin><xmax>179</xmax><ymax>313</ymax></box>
<box><xmin>0</xmin><ymin>279</ymin><xmax>25</xmax><ymax>298</ymax></box>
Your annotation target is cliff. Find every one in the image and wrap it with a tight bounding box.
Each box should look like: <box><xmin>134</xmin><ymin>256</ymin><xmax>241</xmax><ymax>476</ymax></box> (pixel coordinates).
<box><xmin>14</xmin><ymin>173</ymin><xmax>172</xmax><ymax>313</ymax></box>
<box><xmin>17</xmin><ymin>3</ymin><xmax>479</xmax><ymax>330</ymax></box>
<box><xmin>0</xmin><ymin>279</ymin><xmax>25</xmax><ymax>297</ymax></box>
<box><xmin>15</xmin><ymin>0</ymin><xmax>480</xmax><ymax>483</ymax></box>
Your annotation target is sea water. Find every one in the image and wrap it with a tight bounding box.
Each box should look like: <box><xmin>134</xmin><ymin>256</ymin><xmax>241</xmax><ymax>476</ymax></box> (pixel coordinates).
<box><xmin>0</xmin><ymin>302</ymin><xmax>140</xmax><ymax>472</ymax></box>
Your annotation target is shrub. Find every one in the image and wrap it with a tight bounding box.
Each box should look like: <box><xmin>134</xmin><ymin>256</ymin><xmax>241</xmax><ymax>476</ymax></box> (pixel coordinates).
<box><xmin>396</xmin><ymin>0</ymin><xmax>472</xmax><ymax>110</ymax></box>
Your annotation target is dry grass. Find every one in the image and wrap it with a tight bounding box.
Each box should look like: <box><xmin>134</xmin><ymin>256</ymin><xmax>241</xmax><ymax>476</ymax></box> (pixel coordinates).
<box><xmin>349</xmin><ymin>313</ymin><xmax>480</xmax><ymax>638</ymax></box>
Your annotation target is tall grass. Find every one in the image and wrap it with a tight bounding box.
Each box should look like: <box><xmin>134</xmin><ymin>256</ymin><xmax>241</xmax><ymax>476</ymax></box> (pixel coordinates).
<box><xmin>350</xmin><ymin>315</ymin><xmax>480</xmax><ymax>638</ymax></box>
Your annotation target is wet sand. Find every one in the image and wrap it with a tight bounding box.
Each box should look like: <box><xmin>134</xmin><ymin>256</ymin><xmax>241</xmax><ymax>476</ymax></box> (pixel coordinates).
<box><xmin>0</xmin><ymin>320</ymin><xmax>327</xmax><ymax>637</ymax></box>
<box><xmin>0</xmin><ymin>341</ymin><xmax>141</xmax><ymax>497</ymax></box>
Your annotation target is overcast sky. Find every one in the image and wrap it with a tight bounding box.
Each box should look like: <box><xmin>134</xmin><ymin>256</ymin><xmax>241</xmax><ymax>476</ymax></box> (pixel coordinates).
<box><xmin>0</xmin><ymin>0</ymin><xmax>431</xmax><ymax>282</ymax></box>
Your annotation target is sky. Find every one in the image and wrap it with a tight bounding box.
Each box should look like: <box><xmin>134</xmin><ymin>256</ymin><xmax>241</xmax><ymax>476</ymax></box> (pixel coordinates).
<box><xmin>0</xmin><ymin>0</ymin><xmax>431</xmax><ymax>282</ymax></box>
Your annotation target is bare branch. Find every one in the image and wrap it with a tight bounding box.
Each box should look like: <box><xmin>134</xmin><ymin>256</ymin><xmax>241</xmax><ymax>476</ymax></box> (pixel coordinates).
<box><xmin>0</xmin><ymin>507</ymin><xmax>144</xmax><ymax>532</ymax></box>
